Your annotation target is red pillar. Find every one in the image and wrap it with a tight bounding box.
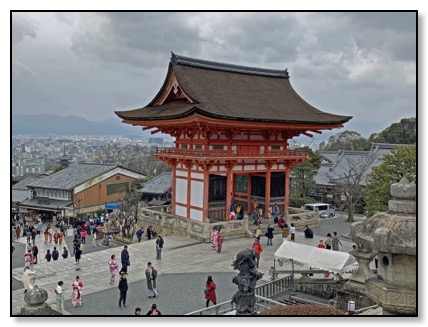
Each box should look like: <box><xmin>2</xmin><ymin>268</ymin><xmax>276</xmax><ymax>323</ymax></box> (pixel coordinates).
<box><xmin>265</xmin><ymin>168</ymin><xmax>271</xmax><ymax>218</ymax></box>
<box><xmin>284</xmin><ymin>167</ymin><xmax>290</xmax><ymax>213</ymax></box>
<box><xmin>171</xmin><ymin>166</ymin><xmax>176</xmax><ymax>215</ymax></box>
<box><xmin>225</xmin><ymin>169</ymin><xmax>232</xmax><ymax>221</ymax></box>
<box><xmin>247</xmin><ymin>173</ymin><xmax>252</xmax><ymax>214</ymax></box>
<box><xmin>203</xmin><ymin>170</ymin><xmax>209</xmax><ymax>222</ymax></box>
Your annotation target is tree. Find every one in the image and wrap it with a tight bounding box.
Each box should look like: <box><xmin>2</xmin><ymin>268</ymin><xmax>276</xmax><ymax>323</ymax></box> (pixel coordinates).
<box><xmin>320</xmin><ymin>130</ymin><xmax>371</xmax><ymax>151</ymax></box>
<box><xmin>368</xmin><ymin>117</ymin><xmax>416</xmax><ymax>145</ymax></box>
<box><xmin>325</xmin><ymin>153</ymin><xmax>375</xmax><ymax>222</ymax></box>
<box><xmin>290</xmin><ymin>147</ymin><xmax>321</xmax><ymax>198</ymax></box>
<box><xmin>364</xmin><ymin>145</ymin><xmax>416</xmax><ymax>216</ymax></box>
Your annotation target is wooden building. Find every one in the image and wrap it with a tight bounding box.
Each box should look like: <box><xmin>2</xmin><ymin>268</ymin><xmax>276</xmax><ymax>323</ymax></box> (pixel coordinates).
<box><xmin>116</xmin><ymin>53</ymin><xmax>351</xmax><ymax>222</ymax></box>
<box><xmin>19</xmin><ymin>163</ymin><xmax>145</xmax><ymax>217</ymax></box>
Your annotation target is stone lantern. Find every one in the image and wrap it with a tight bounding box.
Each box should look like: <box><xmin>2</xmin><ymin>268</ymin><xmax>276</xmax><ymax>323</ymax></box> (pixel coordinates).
<box><xmin>348</xmin><ymin>177</ymin><xmax>416</xmax><ymax>315</ymax></box>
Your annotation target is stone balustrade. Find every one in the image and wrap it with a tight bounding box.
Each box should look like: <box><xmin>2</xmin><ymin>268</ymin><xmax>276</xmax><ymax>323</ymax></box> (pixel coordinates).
<box><xmin>137</xmin><ymin>205</ymin><xmax>319</xmax><ymax>242</ymax></box>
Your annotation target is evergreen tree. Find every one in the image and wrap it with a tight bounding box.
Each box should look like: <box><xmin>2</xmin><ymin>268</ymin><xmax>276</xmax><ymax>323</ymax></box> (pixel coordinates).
<box><xmin>364</xmin><ymin>145</ymin><xmax>416</xmax><ymax>216</ymax></box>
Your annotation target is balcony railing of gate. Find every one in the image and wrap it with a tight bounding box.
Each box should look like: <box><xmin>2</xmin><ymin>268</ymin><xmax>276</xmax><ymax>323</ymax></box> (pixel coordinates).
<box><xmin>155</xmin><ymin>147</ymin><xmax>308</xmax><ymax>159</ymax></box>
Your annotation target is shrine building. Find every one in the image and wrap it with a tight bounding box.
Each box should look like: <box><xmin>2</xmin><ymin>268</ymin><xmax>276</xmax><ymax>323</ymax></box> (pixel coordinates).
<box><xmin>116</xmin><ymin>53</ymin><xmax>352</xmax><ymax>222</ymax></box>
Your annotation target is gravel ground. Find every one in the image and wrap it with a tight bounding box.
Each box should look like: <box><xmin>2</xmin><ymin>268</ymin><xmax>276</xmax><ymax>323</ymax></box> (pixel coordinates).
<box><xmin>63</xmin><ymin>272</ymin><xmax>242</xmax><ymax>315</ymax></box>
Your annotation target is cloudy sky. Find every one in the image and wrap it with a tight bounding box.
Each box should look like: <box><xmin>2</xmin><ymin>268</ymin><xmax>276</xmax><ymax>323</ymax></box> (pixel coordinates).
<box><xmin>11</xmin><ymin>12</ymin><xmax>416</xmax><ymax>139</ymax></box>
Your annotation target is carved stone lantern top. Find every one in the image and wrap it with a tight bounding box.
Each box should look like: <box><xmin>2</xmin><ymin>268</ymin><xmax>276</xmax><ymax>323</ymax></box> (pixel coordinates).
<box><xmin>350</xmin><ymin>177</ymin><xmax>416</xmax><ymax>254</ymax></box>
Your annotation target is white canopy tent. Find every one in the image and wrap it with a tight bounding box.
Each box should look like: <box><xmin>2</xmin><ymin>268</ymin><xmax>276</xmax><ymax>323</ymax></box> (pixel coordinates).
<box><xmin>274</xmin><ymin>241</ymin><xmax>358</xmax><ymax>275</ymax></box>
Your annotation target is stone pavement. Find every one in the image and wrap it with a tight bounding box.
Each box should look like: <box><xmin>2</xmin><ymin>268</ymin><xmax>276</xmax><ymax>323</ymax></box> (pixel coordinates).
<box><xmin>12</xmin><ymin>216</ymin><xmax>359</xmax><ymax>315</ymax></box>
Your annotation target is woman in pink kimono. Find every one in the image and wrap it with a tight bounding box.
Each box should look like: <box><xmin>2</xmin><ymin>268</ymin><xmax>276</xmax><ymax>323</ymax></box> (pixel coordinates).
<box><xmin>108</xmin><ymin>254</ymin><xmax>119</xmax><ymax>285</ymax></box>
<box><xmin>216</xmin><ymin>231</ymin><xmax>224</xmax><ymax>254</ymax></box>
<box><xmin>210</xmin><ymin>229</ymin><xmax>218</xmax><ymax>252</ymax></box>
<box><xmin>71</xmin><ymin>276</ymin><xmax>83</xmax><ymax>307</ymax></box>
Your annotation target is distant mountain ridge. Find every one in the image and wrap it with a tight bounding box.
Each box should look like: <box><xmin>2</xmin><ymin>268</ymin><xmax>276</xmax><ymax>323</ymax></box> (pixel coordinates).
<box><xmin>12</xmin><ymin>114</ymin><xmax>148</xmax><ymax>136</ymax></box>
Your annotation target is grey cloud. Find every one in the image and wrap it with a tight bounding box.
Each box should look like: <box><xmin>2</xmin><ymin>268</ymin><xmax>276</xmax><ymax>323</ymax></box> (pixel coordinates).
<box><xmin>12</xmin><ymin>14</ymin><xmax>37</xmax><ymax>44</ymax></box>
<box><xmin>71</xmin><ymin>12</ymin><xmax>204</xmax><ymax>68</ymax></box>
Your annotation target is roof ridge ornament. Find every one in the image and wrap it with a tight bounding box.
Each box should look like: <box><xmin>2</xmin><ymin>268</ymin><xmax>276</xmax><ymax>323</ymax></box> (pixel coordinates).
<box><xmin>171</xmin><ymin>53</ymin><xmax>290</xmax><ymax>79</ymax></box>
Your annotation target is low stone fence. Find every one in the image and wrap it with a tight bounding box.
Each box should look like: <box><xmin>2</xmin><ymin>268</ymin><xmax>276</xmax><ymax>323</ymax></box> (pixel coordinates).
<box><xmin>138</xmin><ymin>206</ymin><xmax>250</xmax><ymax>242</ymax></box>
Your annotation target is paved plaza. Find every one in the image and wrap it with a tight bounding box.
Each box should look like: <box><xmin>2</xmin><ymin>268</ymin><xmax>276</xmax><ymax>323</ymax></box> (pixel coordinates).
<box><xmin>12</xmin><ymin>214</ymin><xmax>361</xmax><ymax>315</ymax></box>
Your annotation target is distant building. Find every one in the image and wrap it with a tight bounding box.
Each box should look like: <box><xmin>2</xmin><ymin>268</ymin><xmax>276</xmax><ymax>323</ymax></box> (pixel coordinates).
<box><xmin>313</xmin><ymin>143</ymin><xmax>402</xmax><ymax>208</ymax></box>
<box><xmin>148</xmin><ymin>137</ymin><xmax>164</xmax><ymax>145</ymax></box>
<box><xmin>19</xmin><ymin>163</ymin><xmax>145</xmax><ymax>218</ymax></box>
<box><xmin>139</xmin><ymin>172</ymin><xmax>172</xmax><ymax>205</ymax></box>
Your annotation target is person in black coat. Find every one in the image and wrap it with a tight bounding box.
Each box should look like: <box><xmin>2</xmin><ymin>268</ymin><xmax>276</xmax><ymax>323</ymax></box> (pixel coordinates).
<box><xmin>121</xmin><ymin>245</ymin><xmax>130</xmax><ymax>274</ymax></box>
<box><xmin>304</xmin><ymin>225</ymin><xmax>314</xmax><ymax>239</ymax></box>
<box><xmin>265</xmin><ymin>224</ymin><xmax>275</xmax><ymax>246</ymax></box>
<box><xmin>118</xmin><ymin>272</ymin><xmax>128</xmax><ymax>308</ymax></box>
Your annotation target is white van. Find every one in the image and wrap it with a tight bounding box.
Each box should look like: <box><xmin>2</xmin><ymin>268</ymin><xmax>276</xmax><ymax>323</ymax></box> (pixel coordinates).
<box><xmin>304</xmin><ymin>203</ymin><xmax>336</xmax><ymax>218</ymax></box>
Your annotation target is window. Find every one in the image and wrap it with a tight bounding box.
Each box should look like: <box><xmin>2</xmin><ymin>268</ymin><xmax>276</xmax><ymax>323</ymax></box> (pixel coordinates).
<box><xmin>180</xmin><ymin>144</ymin><xmax>188</xmax><ymax>149</ymax></box>
<box><xmin>116</xmin><ymin>175</ymin><xmax>121</xmax><ymax>180</ymax></box>
<box><xmin>195</xmin><ymin>145</ymin><xmax>203</xmax><ymax>150</ymax></box>
<box><xmin>213</xmin><ymin>145</ymin><xmax>224</xmax><ymax>150</ymax></box>
<box><xmin>235</xmin><ymin>175</ymin><xmax>248</xmax><ymax>193</ymax></box>
<box><xmin>271</xmin><ymin>145</ymin><xmax>281</xmax><ymax>150</ymax></box>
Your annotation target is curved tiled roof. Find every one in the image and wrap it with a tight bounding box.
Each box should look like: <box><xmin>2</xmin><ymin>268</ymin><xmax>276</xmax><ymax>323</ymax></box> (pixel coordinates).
<box><xmin>116</xmin><ymin>53</ymin><xmax>352</xmax><ymax>126</ymax></box>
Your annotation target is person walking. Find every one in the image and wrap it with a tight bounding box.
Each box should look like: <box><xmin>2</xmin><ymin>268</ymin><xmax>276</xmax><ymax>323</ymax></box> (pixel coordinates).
<box><xmin>15</xmin><ymin>225</ymin><xmax>21</xmax><ymax>240</ymax></box>
<box><xmin>325</xmin><ymin>233</ymin><xmax>333</xmax><ymax>250</ymax></box>
<box><xmin>26</xmin><ymin>228</ymin><xmax>32</xmax><ymax>246</ymax></box>
<box><xmin>136</xmin><ymin>227</ymin><xmax>144</xmax><ymax>242</ymax></box>
<box><xmin>24</xmin><ymin>249</ymin><xmax>34</xmax><ymax>268</ymax></box>
<box><xmin>52</xmin><ymin>247</ymin><xmax>59</xmax><ymax>261</ymax></box>
<box><xmin>58</xmin><ymin>230</ymin><xmax>64</xmax><ymax>247</ymax></box>
<box><xmin>43</xmin><ymin>228</ymin><xmax>49</xmax><ymax>244</ymax></box>
<box><xmin>204</xmin><ymin>275</ymin><xmax>217</xmax><ymax>307</ymax></box>
<box><xmin>62</xmin><ymin>247</ymin><xmax>69</xmax><ymax>259</ymax></box>
<box><xmin>31</xmin><ymin>227</ymin><xmax>37</xmax><ymax>245</ymax></box>
<box><xmin>253</xmin><ymin>224</ymin><xmax>262</xmax><ymax>240</ymax></box>
<box><xmin>75</xmin><ymin>244</ymin><xmax>82</xmax><ymax>264</ymax></box>
<box><xmin>45</xmin><ymin>249</ymin><xmax>52</xmax><ymax>262</ymax></box>
<box><xmin>146</xmin><ymin>226</ymin><xmax>153</xmax><ymax>240</ymax></box>
<box><xmin>332</xmin><ymin>231</ymin><xmax>343</xmax><ymax>251</ymax></box>
<box><xmin>210</xmin><ymin>228</ymin><xmax>218</xmax><ymax>252</ymax></box>
<box><xmin>282</xmin><ymin>223</ymin><xmax>290</xmax><ymax>242</ymax></box>
<box><xmin>272</xmin><ymin>204</ymin><xmax>280</xmax><ymax>223</ymax></box>
<box><xmin>146</xmin><ymin>303</ymin><xmax>161</xmax><ymax>315</ymax></box>
<box><xmin>109</xmin><ymin>255</ymin><xmax>119</xmax><ymax>285</ymax></box>
<box><xmin>118</xmin><ymin>272</ymin><xmax>128</xmax><ymax>309</ymax></box>
<box><xmin>265</xmin><ymin>224</ymin><xmax>274</xmax><ymax>246</ymax></box>
<box><xmin>216</xmin><ymin>231</ymin><xmax>223</xmax><ymax>254</ymax></box>
<box><xmin>92</xmin><ymin>232</ymin><xmax>97</xmax><ymax>247</ymax></box>
<box><xmin>55</xmin><ymin>281</ymin><xmax>65</xmax><ymax>312</ymax></box>
<box><xmin>289</xmin><ymin>223</ymin><xmax>296</xmax><ymax>242</ymax></box>
<box><xmin>145</xmin><ymin>262</ymin><xmax>158</xmax><ymax>298</ymax></box>
<box><xmin>155</xmin><ymin>235</ymin><xmax>164</xmax><ymax>260</ymax></box>
<box><xmin>135</xmin><ymin>307</ymin><xmax>141</xmax><ymax>315</ymax></box>
<box><xmin>31</xmin><ymin>243</ymin><xmax>39</xmax><ymax>265</ymax></box>
<box><xmin>252</xmin><ymin>238</ymin><xmax>263</xmax><ymax>269</ymax></box>
<box><xmin>71</xmin><ymin>276</ymin><xmax>83</xmax><ymax>307</ymax></box>
<box><xmin>80</xmin><ymin>229</ymin><xmax>87</xmax><ymax>244</ymax></box>
<box><xmin>121</xmin><ymin>245</ymin><xmax>130</xmax><ymax>274</ymax></box>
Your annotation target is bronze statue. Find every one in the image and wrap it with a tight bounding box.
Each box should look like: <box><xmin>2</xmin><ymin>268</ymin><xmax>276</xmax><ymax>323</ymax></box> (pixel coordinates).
<box><xmin>231</xmin><ymin>248</ymin><xmax>263</xmax><ymax>315</ymax></box>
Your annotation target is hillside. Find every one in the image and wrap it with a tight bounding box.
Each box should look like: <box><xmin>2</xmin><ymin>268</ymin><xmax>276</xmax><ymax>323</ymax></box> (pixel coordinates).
<box><xmin>12</xmin><ymin>114</ymin><xmax>146</xmax><ymax>136</ymax></box>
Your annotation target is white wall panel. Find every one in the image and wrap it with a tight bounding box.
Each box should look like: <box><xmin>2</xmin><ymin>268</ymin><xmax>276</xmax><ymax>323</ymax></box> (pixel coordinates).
<box><xmin>190</xmin><ymin>208</ymin><xmax>203</xmax><ymax>221</ymax></box>
<box><xmin>175</xmin><ymin>205</ymin><xmax>187</xmax><ymax>217</ymax></box>
<box><xmin>175</xmin><ymin>178</ymin><xmax>188</xmax><ymax>204</ymax></box>
<box><xmin>244</xmin><ymin>165</ymin><xmax>256</xmax><ymax>171</ymax></box>
<box><xmin>191</xmin><ymin>172</ymin><xmax>204</xmax><ymax>180</ymax></box>
<box><xmin>190</xmin><ymin>180</ymin><xmax>204</xmax><ymax>207</ymax></box>
<box><xmin>176</xmin><ymin>170</ymin><xmax>188</xmax><ymax>177</ymax></box>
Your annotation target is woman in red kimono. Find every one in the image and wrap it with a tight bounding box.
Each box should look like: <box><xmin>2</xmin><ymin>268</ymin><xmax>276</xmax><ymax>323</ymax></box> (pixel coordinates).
<box><xmin>216</xmin><ymin>231</ymin><xmax>223</xmax><ymax>254</ymax></box>
<box><xmin>204</xmin><ymin>275</ymin><xmax>217</xmax><ymax>307</ymax></box>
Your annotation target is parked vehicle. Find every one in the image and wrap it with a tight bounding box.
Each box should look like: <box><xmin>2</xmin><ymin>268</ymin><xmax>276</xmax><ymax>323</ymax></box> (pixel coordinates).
<box><xmin>304</xmin><ymin>203</ymin><xmax>336</xmax><ymax>218</ymax></box>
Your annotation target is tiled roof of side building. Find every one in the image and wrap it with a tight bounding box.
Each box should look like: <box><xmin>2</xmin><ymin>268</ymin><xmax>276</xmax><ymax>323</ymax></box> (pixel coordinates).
<box><xmin>115</xmin><ymin>53</ymin><xmax>352</xmax><ymax>125</ymax></box>
<box><xmin>139</xmin><ymin>172</ymin><xmax>172</xmax><ymax>195</ymax></box>
<box><xmin>12</xmin><ymin>177</ymin><xmax>42</xmax><ymax>190</ymax></box>
<box><xmin>26</xmin><ymin>163</ymin><xmax>118</xmax><ymax>190</ymax></box>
